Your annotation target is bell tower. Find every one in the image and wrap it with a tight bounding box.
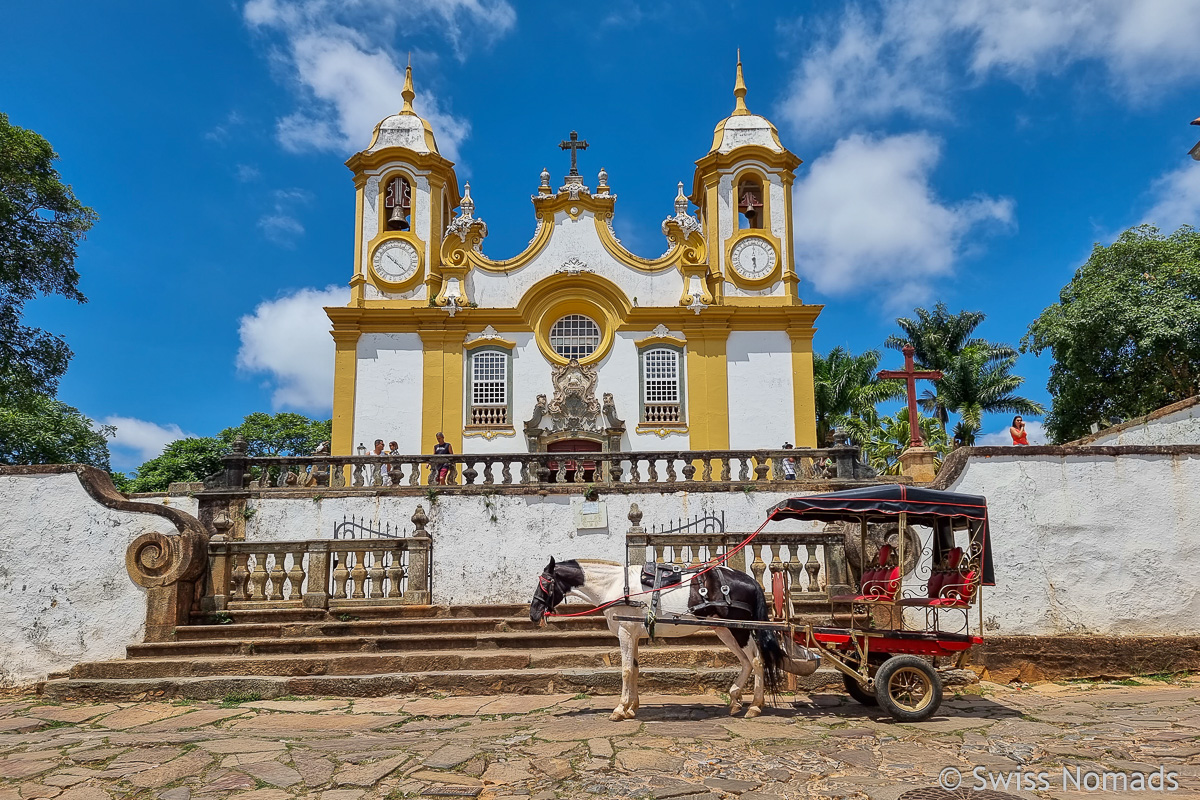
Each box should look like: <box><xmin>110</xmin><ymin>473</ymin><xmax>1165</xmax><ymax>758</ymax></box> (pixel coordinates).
<box><xmin>691</xmin><ymin>54</ymin><xmax>803</xmax><ymax>302</ymax></box>
<box><xmin>344</xmin><ymin>61</ymin><xmax>461</xmax><ymax>305</ymax></box>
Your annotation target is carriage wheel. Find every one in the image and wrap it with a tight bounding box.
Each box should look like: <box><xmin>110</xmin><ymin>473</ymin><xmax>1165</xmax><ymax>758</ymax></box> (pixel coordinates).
<box><xmin>842</xmin><ymin>671</ymin><xmax>878</xmax><ymax>706</ymax></box>
<box><xmin>874</xmin><ymin>655</ymin><xmax>942</xmax><ymax>723</ymax></box>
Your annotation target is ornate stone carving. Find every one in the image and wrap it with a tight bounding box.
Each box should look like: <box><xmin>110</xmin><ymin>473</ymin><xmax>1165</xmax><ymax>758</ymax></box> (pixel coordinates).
<box><xmin>522</xmin><ymin>362</ymin><xmax>627</xmax><ymax>451</ymax></box>
<box><xmin>446</xmin><ymin>182</ymin><xmax>488</xmax><ymax>244</ymax></box>
<box><xmin>687</xmin><ymin>294</ymin><xmax>709</xmax><ymax>315</ymax></box>
<box><xmin>650</xmin><ymin>323</ymin><xmax>670</xmax><ymax>338</ymax></box>
<box><xmin>555</xmin><ymin>257</ymin><xmax>593</xmax><ymax>275</ymax></box>
<box><xmin>662</xmin><ymin>181</ymin><xmax>702</xmax><ymax>238</ymax></box>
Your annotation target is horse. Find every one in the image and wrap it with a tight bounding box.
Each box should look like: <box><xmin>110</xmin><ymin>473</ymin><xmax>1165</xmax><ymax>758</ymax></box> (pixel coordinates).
<box><xmin>529</xmin><ymin>557</ymin><xmax>787</xmax><ymax>721</ymax></box>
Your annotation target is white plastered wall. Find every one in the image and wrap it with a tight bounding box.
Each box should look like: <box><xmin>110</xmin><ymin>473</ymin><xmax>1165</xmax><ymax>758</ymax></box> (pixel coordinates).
<box><xmin>354</xmin><ymin>333</ymin><xmax>424</xmax><ymax>454</ymax></box>
<box><xmin>0</xmin><ymin>473</ymin><xmax>155</xmax><ymax>687</ymax></box>
<box><xmin>466</xmin><ymin>209</ymin><xmax>684</xmax><ymax>308</ymax></box>
<box><xmin>940</xmin><ymin>450</ymin><xmax>1200</xmax><ymax>636</ymax></box>
<box><xmin>1085</xmin><ymin>405</ymin><xmax>1200</xmax><ymax>446</ymax></box>
<box><xmin>726</xmin><ymin>331</ymin><xmax>795</xmax><ymax>449</ymax></box>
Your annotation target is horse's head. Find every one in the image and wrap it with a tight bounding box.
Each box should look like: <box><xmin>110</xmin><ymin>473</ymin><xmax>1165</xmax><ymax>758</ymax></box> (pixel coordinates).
<box><xmin>530</xmin><ymin>556</ymin><xmax>565</xmax><ymax>626</ymax></box>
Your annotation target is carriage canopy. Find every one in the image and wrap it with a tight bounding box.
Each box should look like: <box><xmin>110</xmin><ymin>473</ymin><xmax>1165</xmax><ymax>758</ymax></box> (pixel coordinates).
<box><xmin>768</xmin><ymin>484</ymin><xmax>995</xmax><ymax>585</ymax></box>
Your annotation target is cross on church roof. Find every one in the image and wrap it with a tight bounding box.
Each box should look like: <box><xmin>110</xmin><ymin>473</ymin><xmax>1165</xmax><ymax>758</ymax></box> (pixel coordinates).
<box><xmin>559</xmin><ymin>130</ymin><xmax>588</xmax><ymax>177</ymax></box>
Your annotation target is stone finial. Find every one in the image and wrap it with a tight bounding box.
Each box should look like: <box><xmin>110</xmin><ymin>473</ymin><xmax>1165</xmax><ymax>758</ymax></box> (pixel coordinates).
<box><xmin>412</xmin><ymin>504</ymin><xmax>429</xmax><ymax>536</ymax></box>
<box><xmin>674</xmin><ymin>181</ymin><xmax>688</xmax><ymax>215</ymax></box>
<box><xmin>540</xmin><ymin>167</ymin><xmax>551</xmax><ymax>188</ymax></box>
<box><xmin>230</xmin><ymin>435</ymin><xmax>248</xmax><ymax>456</ymax></box>
<box><xmin>833</xmin><ymin>428</ymin><xmax>850</xmax><ymax>447</ymax></box>
<box><xmin>211</xmin><ymin>510</ymin><xmax>233</xmax><ymax>543</ymax></box>
<box><xmin>597</xmin><ymin>166</ymin><xmax>609</xmax><ymax>190</ymax></box>
<box><xmin>460</xmin><ymin>182</ymin><xmax>475</xmax><ymax>217</ymax></box>
<box><xmin>628</xmin><ymin>502</ymin><xmax>644</xmax><ymax>530</ymax></box>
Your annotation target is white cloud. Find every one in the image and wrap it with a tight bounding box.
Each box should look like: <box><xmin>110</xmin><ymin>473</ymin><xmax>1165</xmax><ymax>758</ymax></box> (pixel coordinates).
<box><xmin>792</xmin><ymin>132</ymin><xmax>1014</xmax><ymax>303</ymax></box>
<box><xmin>236</xmin><ymin>285</ymin><xmax>346</xmax><ymax>412</ymax></box>
<box><xmin>104</xmin><ymin>417</ymin><xmax>194</xmax><ymax>470</ymax></box>
<box><xmin>257</xmin><ymin>188</ymin><xmax>312</xmax><ymax>246</ymax></box>
<box><xmin>977</xmin><ymin>419</ymin><xmax>1047</xmax><ymax>446</ymax></box>
<box><xmin>1141</xmin><ymin>163</ymin><xmax>1200</xmax><ymax>234</ymax></box>
<box><xmin>779</xmin><ymin>0</ymin><xmax>1200</xmax><ymax>140</ymax></box>
<box><xmin>242</xmin><ymin>0</ymin><xmax>514</xmax><ymax>161</ymax></box>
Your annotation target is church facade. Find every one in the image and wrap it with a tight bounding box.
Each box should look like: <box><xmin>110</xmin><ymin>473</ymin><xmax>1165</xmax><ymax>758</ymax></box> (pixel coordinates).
<box><xmin>327</xmin><ymin>60</ymin><xmax>822</xmax><ymax>458</ymax></box>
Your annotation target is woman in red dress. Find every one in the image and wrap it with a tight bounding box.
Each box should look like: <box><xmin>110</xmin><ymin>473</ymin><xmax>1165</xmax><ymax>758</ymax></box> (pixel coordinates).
<box><xmin>1009</xmin><ymin>416</ymin><xmax>1029</xmax><ymax>445</ymax></box>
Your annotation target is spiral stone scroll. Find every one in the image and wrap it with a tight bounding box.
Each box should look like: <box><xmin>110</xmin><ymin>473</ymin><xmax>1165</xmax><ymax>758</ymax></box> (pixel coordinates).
<box><xmin>126</xmin><ymin>529</ymin><xmax>207</xmax><ymax>589</ymax></box>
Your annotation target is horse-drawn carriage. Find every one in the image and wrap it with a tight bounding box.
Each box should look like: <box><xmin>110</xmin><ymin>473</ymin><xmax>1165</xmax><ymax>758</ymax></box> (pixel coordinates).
<box><xmin>530</xmin><ymin>485</ymin><xmax>994</xmax><ymax>723</ymax></box>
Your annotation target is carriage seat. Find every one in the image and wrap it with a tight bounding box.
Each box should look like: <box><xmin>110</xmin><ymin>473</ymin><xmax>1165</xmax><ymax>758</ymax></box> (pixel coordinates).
<box><xmin>640</xmin><ymin>562</ymin><xmax>684</xmax><ymax>591</ymax></box>
<box><xmin>895</xmin><ymin>547</ymin><xmax>979</xmax><ymax>608</ymax></box>
<box><xmin>831</xmin><ymin>544</ymin><xmax>901</xmax><ymax>604</ymax></box>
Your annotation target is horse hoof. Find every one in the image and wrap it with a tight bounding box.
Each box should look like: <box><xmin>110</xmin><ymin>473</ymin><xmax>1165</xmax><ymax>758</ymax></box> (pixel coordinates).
<box><xmin>744</xmin><ymin>707</ymin><xmax>761</xmax><ymax>719</ymax></box>
<box><xmin>728</xmin><ymin>704</ymin><xmax>742</xmax><ymax>716</ymax></box>
<box><xmin>610</xmin><ymin>710</ymin><xmax>624</xmax><ymax>722</ymax></box>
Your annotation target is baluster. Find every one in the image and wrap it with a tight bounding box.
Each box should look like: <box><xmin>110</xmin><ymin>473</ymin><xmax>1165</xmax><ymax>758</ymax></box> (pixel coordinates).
<box><xmin>787</xmin><ymin>545</ymin><xmax>804</xmax><ymax>598</ymax></box>
<box><xmin>666</xmin><ymin>458</ymin><xmax>677</xmax><ymax>483</ymax></box>
<box><xmin>408</xmin><ymin>462</ymin><xmax>420</xmax><ymax>485</ymax></box>
<box><xmin>463</xmin><ymin>460</ymin><xmax>478</xmax><ymax>485</ymax></box>
<box><xmin>701</xmin><ymin>458</ymin><xmax>712</xmax><ymax>482</ymax></box>
<box><xmin>501</xmin><ymin>460</ymin><xmax>512</xmax><ymax>485</ymax></box>
<box><xmin>483</xmin><ymin>461</ymin><xmax>495</xmax><ymax>486</ymax></box>
<box><xmin>629</xmin><ymin>458</ymin><xmax>641</xmax><ymax>483</ymax></box>
<box><xmin>647</xmin><ymin>459</ymin><xmax>659</xmax><ymax>483</ymax></box>
<box><xmin>653</xmin><ymin>544</ymin><xmax>665</xmax><ymax>565</ymax></box>
<box><xmin>268</xmin><ymin>552</ymin><xmax>287</xmax><ymax>601</ymax></box>
<box><xmin>738</xmin><ymin>458</ymin><xmax>750</xmax><ymax>481</ymax></box>
<box><xmin>386</xmin><ymin>550</ymin><xmax>405</xmax><ymax>598</ymax></box>
<box><xmin>287</xmin><ymin>550</ymin><xmax>306</xmax><ymax>600</ymax></box>
<box><xmin>352</xmin><ymin>462</ymin><xmax>364</xmax><ymax>487</ymax></box>
<box><xmin>248</xmin><ymin>555</ymin><xmax>269</xmax><ymax>601</ymax></box>
<box><xmin>367</xmin><ymin>551</ymin><xmax>385</xmax><ymax>599</ymax></box>
<box><xmin>229</xmin><ymin>553</ymin><xmax>249</xmax><ymax>601</ymax></box>
<box><xmin>330</xmin><ymin>461</ymin><xmax>345</xmax><ymax>488</ymax></box>
<box><xmin>689</xmin><ymin>544</ymin><xmax>702</xmax><ymax>569</ymax></box>
<box><xmin>750</xmin><ymin>545</ymin><xmax>767</xmax><ymax>592</ymax></box>
<box><xmin>556</xmin><ymin>459</ymin><xmax>567</xmax><ymax>483</ymax></box>
<box><xmin>573</xmin><ymin>457</ymin><xmax>586</xmax><ymax>483</ymax></box>
<box><xmin>388</xmin><ymin>463</ymin><xmax>403</xmax><ymax>486</ymax></box>
<box><xmin>350</xmin><ymin>550</ymin><xmax>368</xmax><ymax>599</ymax></box>
<box><xmin>720</xmin><ymin>458</ymin><xmax>731</xmax><ymax>482</ymax></box>
<box><xmin>610</xmin><ymin>459</ymin><xmax>623</xmax><ymax>483</ymax></box>
<box><xmin>805</xmin><ymin>544</ymin><xmax>822</xmax><ymax>592</ymax></box>
<box><xmin>753</xmin><ymin>457</ymin><xmax>770</xmax><ymax>481</ymax></box>
<box><xmin>682</xmin><ymin>462</ymin><xmax>696</xmax><ymax>481</ymax></box>
<box><xmin>332</xmin><ymin>551</ymin><xmax>350</xmax><ymax>599</ymax></box>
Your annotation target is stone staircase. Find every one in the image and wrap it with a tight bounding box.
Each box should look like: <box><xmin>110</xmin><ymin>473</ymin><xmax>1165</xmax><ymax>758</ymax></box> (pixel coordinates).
<box><xmin>44</xmin><ymin>603</ymin><xmax>841</xmax><ymax>702</ymax></box>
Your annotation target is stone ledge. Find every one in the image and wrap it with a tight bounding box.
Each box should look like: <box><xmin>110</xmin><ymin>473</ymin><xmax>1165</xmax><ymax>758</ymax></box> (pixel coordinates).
<box><xmin>976</xmin><ymin>635</ymin><xmax>1200</xmax><ymax>683</ymax></box>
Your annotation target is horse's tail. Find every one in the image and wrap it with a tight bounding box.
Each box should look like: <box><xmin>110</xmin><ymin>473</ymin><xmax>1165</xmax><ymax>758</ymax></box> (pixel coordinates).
<box><xmin>752</xmin><ymin>582</ymin><xmax>785</xmax><ymax>694</ymax></box>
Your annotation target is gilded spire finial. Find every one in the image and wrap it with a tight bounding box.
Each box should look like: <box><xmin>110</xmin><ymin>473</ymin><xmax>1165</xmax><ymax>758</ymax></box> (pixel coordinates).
<box><xmin>401</xmin><ymin>58</ymin><xmax>416</xmax><ymax>115</ymax></box>
<box><xmin>733</xmin><ymin>50</ymin><xmax>750</xmax><ymax>116</ymax></box>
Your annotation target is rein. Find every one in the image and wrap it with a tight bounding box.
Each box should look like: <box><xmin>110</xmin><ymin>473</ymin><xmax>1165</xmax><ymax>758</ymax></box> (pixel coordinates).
<box><xmin>543</xmin><ymin>513</ymin><xmax>775</xmax><ymax>619</ymax></box>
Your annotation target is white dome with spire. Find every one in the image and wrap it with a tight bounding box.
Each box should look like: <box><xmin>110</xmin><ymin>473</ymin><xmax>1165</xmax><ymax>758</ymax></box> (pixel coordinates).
<box><xmin>365</xmin><ymin>62</ymin><xmax>440</xmax><ymax>156</ymax></box>
<box><xmin>709</xmin><ymin>54</ymin><xmax>784</xmax><ymax>155</ymax></box>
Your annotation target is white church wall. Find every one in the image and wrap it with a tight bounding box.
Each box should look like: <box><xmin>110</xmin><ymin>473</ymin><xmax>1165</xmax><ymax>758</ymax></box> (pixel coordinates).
<box><xmin>726</xmin><ymin>331</ymin><xmax>795</xmax><ymax>450</ymax></box>
<box><xmin>355</xmin><ymin>333</ymin><xmax>424</xmax><ymax>453</ymax></box>
<box><xmin>0</xmin><ymin>471</ymin><xmax>155</xmax><ymax>687</ymax></box>
<box><xmin>1081</xmin><ymin>400</ymin><xmax>1200</xmax><ymax>446</ymax></box>
<box><xmin>466</xmin><ymin>209</ymin><xmax>685</xmax><ymax>309</ymax></box>
<box><xmin>938</xmin><ymin>448</ymin><xmax>1200</xmax><ymax>636</ymax></box>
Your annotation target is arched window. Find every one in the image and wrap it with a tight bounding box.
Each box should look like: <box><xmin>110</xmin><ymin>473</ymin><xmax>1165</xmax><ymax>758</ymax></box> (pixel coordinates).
<box><xmin>468</xmin><ymin>349</ymin><xmax>509</xmax><ymax>427</ymax></box>
<box><xmin>384</xmin><ymin>175</ymin><xmax>411</xmax><ymax>231</ymax></box>
<box><xmin>736</xmin><ymin>177</ymin><xmax>764</xmax><ymax>230</ymax></box>
<box><xmin>549</xmin><ymin>315</ymin><xmax>600</xmax><ymax>360</ymax></box>
<box><xmin>641</xmin><ymin>347</ymin><xmax>683</xmax><ymax>424</ymax></box>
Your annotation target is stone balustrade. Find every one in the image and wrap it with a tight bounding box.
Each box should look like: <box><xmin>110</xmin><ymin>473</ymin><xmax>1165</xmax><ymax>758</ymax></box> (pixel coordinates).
<box><xmin>204</xmin><ymin>535</ymin><xmax>432</xmax><ymax>611</ymax></box>
<box><xmin>209</xmin><ymin>444</ymin><xmax>870</xmax><ymax>493</ymax></box>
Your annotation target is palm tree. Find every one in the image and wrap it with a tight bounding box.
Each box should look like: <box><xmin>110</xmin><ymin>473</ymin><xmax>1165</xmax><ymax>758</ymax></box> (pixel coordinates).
<box><xmin>845</xmin><ymin>409</ymin><xmax>949</xmax><ymax>475</ymax></box>
<box><xmin>813</xmin><ymin>347</ymin><xmax>904</xmax><ymax>446</ymax></box>
<box><xmin>935</xmin><ymin>344</ymin><xmax>1045</xmax><ymax>430</ymax></box>
<box><xmin>886</xmin><ymin>303</ymin><xmax>1016</xmax><ymax>428</ymax></box>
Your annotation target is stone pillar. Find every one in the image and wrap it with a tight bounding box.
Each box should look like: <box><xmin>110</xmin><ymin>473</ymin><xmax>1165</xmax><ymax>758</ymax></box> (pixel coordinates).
<box><xmin>897</xmin><ymin>446</ymin><xmax>939</xmax><ymax>483</ymax></box>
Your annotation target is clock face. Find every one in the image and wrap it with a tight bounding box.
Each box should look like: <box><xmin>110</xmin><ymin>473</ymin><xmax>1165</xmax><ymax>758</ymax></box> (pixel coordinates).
<box><xmin>730</xmin><ymin>237</ymin><xmax>777</xmax><ymax>281</ymax></box>
<box><xmin>372</xmin><ymin>239</ymin><xmax>419</xmax><ymax>284</ymax></box>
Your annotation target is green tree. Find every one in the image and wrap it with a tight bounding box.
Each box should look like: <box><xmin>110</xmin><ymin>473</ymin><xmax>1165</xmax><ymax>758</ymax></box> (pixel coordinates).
<box><xmin>219</xmin><ymin>412</ymin><xmax>332</xmax><ymax>457</ymax></box>
<box><xmin>932</xmin><ymin>344</ymin><xmax>1044</xmax><ymax>434</ymax></box>
<box><xmin>0</xmin><ymin>395</ymin><xmax>112</xmax><ymax>468</ymax></box>
<box><xmin>844</xmin><ymin>409</ymin><xmax>949</xmax><ymax>475</ymax></box>
<box><xmin>121</xmin><ymin>437</ymin><xmax>226</xmax><ymax>494</ymax></box>
<box><xmin>1023</xmin><ymin>224</ymin><xmax>1200</xmax><ymax>442</ymax></box>
<box><xmin>1</xmin><ymin>112</ymin><xmax>97</xmax><ymax>406</ymax></box>
<box><xmin>813</xmin><ymin>347</ymin><xmax>904</xmax><ymax>445</ymax></box>
<box><xmin>885</xmin><ymin>303</ymin><xmax>992</xmax><ymax>427</ymax></box>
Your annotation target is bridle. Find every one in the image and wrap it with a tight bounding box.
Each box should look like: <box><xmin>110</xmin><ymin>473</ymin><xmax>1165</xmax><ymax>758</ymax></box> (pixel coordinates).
<box><xmin>534</xmin><ymin>573</ymin><xmax>564</xmax><ymax>614</ymax></box>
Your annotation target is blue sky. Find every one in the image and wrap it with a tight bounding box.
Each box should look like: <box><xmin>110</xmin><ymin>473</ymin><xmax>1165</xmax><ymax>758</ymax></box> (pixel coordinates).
<box><xmin>3</xmin><ymin>1</ymin><xmax>1199</xmax><ymax>470</ymax></box>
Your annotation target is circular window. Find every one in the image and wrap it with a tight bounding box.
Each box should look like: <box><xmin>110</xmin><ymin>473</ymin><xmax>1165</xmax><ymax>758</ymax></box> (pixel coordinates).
<box><xmin>549</xmin><ymin>314</ymin><xmax>601</xmax><ymax>359</ymax></box>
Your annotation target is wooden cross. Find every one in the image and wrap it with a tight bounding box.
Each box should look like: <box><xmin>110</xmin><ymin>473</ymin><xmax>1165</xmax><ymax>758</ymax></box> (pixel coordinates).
<box><xmin>559</xmin><ymin>130</ymin><xmax>588</xmax><ymax>176</ymax></box>
<box><xmin>878</xmin><ymin>345</ymin><xmax>943</xmax><ymax>448</ymax></box>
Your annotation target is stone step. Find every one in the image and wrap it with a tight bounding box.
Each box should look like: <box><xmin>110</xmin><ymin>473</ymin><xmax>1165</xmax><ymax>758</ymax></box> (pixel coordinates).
<box><xmin>188</xmin><ymin>603</ymin><xmax>555</xmax><ymax>626</ymax></box>
<box><xmin>174</xmin><ymin>614</ymin><xmax>611</xmax><ymax>642</ymax></box>
<box><xmin>78</xmin><ymin>642</ymin><xmax>753</xmax><ymax>681</ymax></box>
<box><xmin>46</xmin><ymin>665</ymin><xmax>846</xmax><ymax>702</ymax></box>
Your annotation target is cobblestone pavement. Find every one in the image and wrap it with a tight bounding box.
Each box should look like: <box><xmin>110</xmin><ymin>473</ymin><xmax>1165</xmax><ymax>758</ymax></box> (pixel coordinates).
<box><xmin>2</xmin><ymin>679</ymin><xmax>1200</xmax><ymax>800</ymax></box>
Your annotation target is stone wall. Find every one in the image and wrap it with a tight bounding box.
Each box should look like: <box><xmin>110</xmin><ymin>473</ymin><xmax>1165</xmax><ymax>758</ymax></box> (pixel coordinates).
<box><xmin>1071</xmin><ymin>396</ymin><xmax>1200</xmax><ymax>447</ymax></box>
<box><xmin>934</xmin><ymin>445</ymin><xmax>1200</xmax><ymax>637</ymax></box>
<box><xmin>0</xmin><ymin>466</ymin><xmax>206</xmax><ymax>687</ymax></box>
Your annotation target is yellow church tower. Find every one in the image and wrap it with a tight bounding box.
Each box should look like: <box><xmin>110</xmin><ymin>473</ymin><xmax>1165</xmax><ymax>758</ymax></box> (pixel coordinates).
<box><xmin>328</xmin><ymin>58</ymin><xmax>820</xmax><ymax>458</ymax></box>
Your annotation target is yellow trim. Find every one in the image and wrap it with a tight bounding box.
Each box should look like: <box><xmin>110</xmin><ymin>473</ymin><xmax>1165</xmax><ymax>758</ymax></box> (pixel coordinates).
<box><xmin>464</xmin><ymin>333</ymin><xmax>517</xmax><ymax>351</ymax></box>
<box><xmin>463</xmin><ymin>427</ymin><xmax>516</xmax><ymax>440</ymax></box>
<box><xmin>419</xmin><ymin>331</ymin><xmax>465</xmax><ymax>462</ymax></box>
<box><xmin>593</xmin><ymin>212</ymin><xmax>707</xmax><ymax>274</ymax></box>
<box><xmin>635</xmin><ymin>424</ymin><xmax>689</xmax><ymax>438</ymax></box>
<box><xmin>517</xmin><ymin>272</ymin><xmax>632</xmax><ymax>366</ymax></box>
<box><xmin>788</xmin><ymin>327</ymin><xmax>818</xmax><ymax>447</ymax></box>
<box><xmin>633</xmin><ymin>331</ymin><xmax>687</xmax><ymax>349</ymax></box>
<box><xmin>351</xmin><ymin>184</ymin><xmax>366</xmax><ymax>305</ymax></box>
<box><xmin>684</xmin><ymin>327</ymin><xmax>730</xmax><ymax>450</ymax></box>
<box><xmin>330</xmin><ymin>331</ymin><xmax>360</xmax><ymax>459</ymax></box>
<box><xmin>441</xmin><ymin>209</ymin><xmax>554</xmax><ymax>273</ymax></box>
<box><xmin>724</xmin><ymin>229</ymin><xmax>783</xmax><ymax>289</ymax></box>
